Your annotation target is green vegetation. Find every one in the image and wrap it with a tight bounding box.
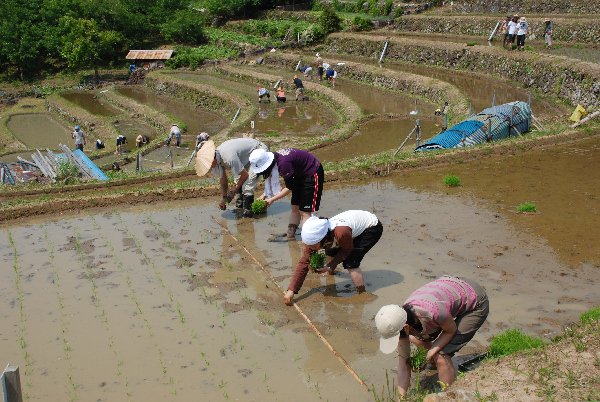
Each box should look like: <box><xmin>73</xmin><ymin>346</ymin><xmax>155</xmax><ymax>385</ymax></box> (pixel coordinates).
<box><xmin>265</xmin><ymin>132</ymin><xmax>281</xmax><ymax>137</ymax></box>
<box><xmin>443</xmin><ymin>174</ymin><xmax>461</xmax><ymax>187</ymax></box>
<box><xmin>580</xmin><ymin>306</ymin><xmax>600</xmax><ymax>324</ymax></box>
<box><xmin>352</xmin><ymin>16</ymin><xmax>372</xmax><ymax>32</ymax></box>
<box><xmin>55</xmin><ymin>159</ymin><xmax>81</xmax><ymax>184</ymax></box>
<box><xmin>410</xmin><ymin>347</ymin><xmax>428</xmax><ymax>372</ymax></box>
<box><xmin>517</xmin><ymin>203</ymin><xmax>536</xmax><ymax>212</ymax></box>
<box><xmin>319</xmin><ymin>5</ymin><xmax>342</xmax><ymax>35</ymax></box>
<box><xmin>309</xmin><ymin>250</ymin><xmax>326</xmax><ymax>269</ymax></box>
<box><xmin>250</xmin><ymin>199</ymin><xmax>268</xmax><ymax>215</ymax></box>
<box><xmin>488</xmin><ymin>328</ymin><xmax>544</xmax><ymax>358</ymax></box>
<box><xmin>466</xmin><ymin>41</ymin><xmax>478</xmax><ymax>46</ymax></box>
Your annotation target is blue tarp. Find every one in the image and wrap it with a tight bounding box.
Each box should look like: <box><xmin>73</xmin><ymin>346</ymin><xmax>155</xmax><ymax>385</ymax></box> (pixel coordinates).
<box><xmin>416</xmin><ymin>101</ymin><xmax>531</xmax><ymax>151</ymax></box>
<box><xmin>73</xmin><ymin>150</ymin><xmax>109</xmax><ymax>181</ymax></box>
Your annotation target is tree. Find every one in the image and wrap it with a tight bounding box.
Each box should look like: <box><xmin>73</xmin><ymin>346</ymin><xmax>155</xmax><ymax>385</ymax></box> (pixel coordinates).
<box><xmin>59</xmin><ymin>17</ymin><xmax>122</xmax><ymax>78</ymax></box>
<box><xmin>161</xmin><ymin>9</ymin><xmax>206</xmax><ymax>44</ymax></box>
<box><xmin>319</xmin><ymin>5</ymin><xmax>341</xmax><ymax>35</ymax></box>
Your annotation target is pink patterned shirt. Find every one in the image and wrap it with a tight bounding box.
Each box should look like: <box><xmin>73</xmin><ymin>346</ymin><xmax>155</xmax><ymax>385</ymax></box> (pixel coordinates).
<box><xmin>405</xmin><ymin>276</ymin><xmax>477</xmax><ymax>336</ymax></box>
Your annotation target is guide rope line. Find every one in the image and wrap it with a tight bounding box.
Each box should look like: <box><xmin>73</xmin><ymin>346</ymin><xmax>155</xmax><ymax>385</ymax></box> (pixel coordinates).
<box><xmin>210</xmin><ymin>215</ymin><xmax>369</xmax><ymax>391</ymax></box>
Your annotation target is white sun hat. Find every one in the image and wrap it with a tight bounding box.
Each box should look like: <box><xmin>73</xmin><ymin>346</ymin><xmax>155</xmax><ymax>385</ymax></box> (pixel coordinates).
<box><xmin>301</xmin><ymin>216</ymin><xmax>330</xmax><ymax>245</ymax></box>
<box><xmin>375</xmin><ymin>304</ymin><xmax>407</xmax><ymax>354</ymax></box>
<box><xmin>195</xmin><ymin>140</ymin><xmax>216</xmax><ymax>177</ymax></box>
<box><xmin>249</xmin><ymin>148</ymin><xmax>274</xmax><ymax>174</ymax></box>
<box><xmin>316</xmin><ymin>53</ymin><xmax>320</xmax><ymax>57</ymax></box>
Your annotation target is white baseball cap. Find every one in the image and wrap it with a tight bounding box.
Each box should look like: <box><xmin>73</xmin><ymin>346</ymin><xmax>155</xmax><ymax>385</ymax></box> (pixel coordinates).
<box><xmin>249</xmin><ymin>149</ymin><xmax>274</xmax><ymax>174</ymax></box>
<box><xmin>375</xmin><ymin>304</ymin><xmax>407</xmax><ymax>354</ymax></box>
<box><xmin>316</xmin><ymin>53</ymin><xmax>320</xmax><ymax>57</ymax></box>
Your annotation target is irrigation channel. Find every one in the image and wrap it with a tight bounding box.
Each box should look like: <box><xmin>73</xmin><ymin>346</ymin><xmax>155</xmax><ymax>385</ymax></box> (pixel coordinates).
<box><xmin>2</xmin><ymin>134</ymin><xmax>599</xmax><ymax>400</ymax></box>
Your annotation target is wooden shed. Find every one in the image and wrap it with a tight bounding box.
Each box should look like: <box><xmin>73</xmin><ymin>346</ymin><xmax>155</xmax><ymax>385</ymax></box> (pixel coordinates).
<box><xmin>125</xmin><ymin>50</ymin><xmax>173</xmax><ymax>70</ymax></box>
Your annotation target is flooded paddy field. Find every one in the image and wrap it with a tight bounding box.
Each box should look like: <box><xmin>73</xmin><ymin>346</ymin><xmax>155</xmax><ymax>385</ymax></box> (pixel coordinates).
<box><xmin>313</xmin><ymin>117</ymin><xmax>441</xmax><ymax>163</ymax></box>
<box><xmin>0</xmin><ymin>151</ymin><xmax>39</xmax><ymax>164</ymax></box>
<box><xmin>6</xmin><ymin>114</ymin><xmax>73</xmax><ymax>150</ymax></box>
<box><xmin>117</xmin><ymin>86</ymin><xmax>227</xmax><ymax>137</ymax></box>
<box><xmin>2</xmin><ymin>134</ymin><xmax>599</xmax><ymax>400</ymax></box>
<box><xmin>60</xmin><ymin>91</ymin><xmax>120</xmax><ymax>117</ymax></box>
<box><xmin>112</xmin><ymin>119</ymin><xmax>161</xmax><ymax>153</ymax></box>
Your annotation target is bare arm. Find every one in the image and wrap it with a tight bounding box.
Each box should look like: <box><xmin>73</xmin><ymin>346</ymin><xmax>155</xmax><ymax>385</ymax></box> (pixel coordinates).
<box><xmin>426</xmin><ymin>317</ymin><xmax>457</xmax><ymax>362</ymax></box>
<box><xmin>397</xmin><ymin>336</ymin><xmax>411</xmax><ymax>399</ymax></box>
<box><xmin>232</xmin><ymin>169</ymin><xmax>249</xmax><ymax>193</ymax></box>
<box><xmin>266</xmin><ymin>187</ymin><xmax>291</xmax><ymax>206</ymax></box>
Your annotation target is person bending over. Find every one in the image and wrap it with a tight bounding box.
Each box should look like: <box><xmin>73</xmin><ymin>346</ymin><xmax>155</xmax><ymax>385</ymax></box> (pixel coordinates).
<box><xmin>283</xmin><ymin>211</ymin><xmax>383</xmax><ymax>305</ymax></box>
<box><xmin>375</xmin><ymin>276</ymin><xmax>489</xmax><ymax>399</ymax></box>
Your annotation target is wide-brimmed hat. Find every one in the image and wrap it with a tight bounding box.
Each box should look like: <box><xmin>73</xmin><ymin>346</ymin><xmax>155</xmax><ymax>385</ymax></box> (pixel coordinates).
<box><xmin>519</xmin><ymin>17</ymin><xmax>526</xmax><ymax>22</ymax></box>
<box><xmin>195</xmin><ymin>140</ymin><xmax>216</xmax><ymax>177</ymax></box>
<box><xmin>301</xmin><ymin>216</ymin><xmax>330</xmax><ymax>245</ymax></box>
<box><xmin>316</xmin><ymin>53</ymin><xmax>320</xmax><ymax>57</ymax></box>
<box><xmin>249</xmin><ymin>148</ymin><xmax>274</xmax><ymax>174</ymax></box>
<box><xmin>544</xmin><ymin>18</ymin><xmax>550</xmax><ymax>22</ymax></box>
<box><xmin>375</xmin><ymin>304</ymin><xmax>407</xmax><ymax>354</ymax></box>
<box><xmin>277</xmin><ymin>87</ymin><xmax>283</xmax><ymax>91</ymax></box>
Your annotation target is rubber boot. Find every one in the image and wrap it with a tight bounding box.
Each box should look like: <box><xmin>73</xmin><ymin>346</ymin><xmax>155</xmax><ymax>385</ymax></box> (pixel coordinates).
<box><xmin>235</xmin><ymin>187</ymin><xmax>244</xmax><ymax>209</ymax></box>
<box><xmin>286</xmin><ymin>223</ymin><xmax>298</xmax><ymax>239</ymax></box>
<box><xmin>242</xmin><ymin>195</ymin><xmax>254</xmax><ymax>217</ymax></box>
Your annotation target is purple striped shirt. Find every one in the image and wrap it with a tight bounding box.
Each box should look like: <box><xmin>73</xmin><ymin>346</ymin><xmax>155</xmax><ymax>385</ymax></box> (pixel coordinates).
<box><xmin>405</xmin><ymin>276</ymin><xmax>477</xmax><ymax>336</ymax></box>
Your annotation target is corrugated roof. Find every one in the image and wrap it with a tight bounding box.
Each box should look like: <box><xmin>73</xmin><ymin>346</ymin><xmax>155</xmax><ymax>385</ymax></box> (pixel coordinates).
<box><xmin>126</xmin><ymin>50</ymin><xmax>173</xmax><ymax>60</ymax></box>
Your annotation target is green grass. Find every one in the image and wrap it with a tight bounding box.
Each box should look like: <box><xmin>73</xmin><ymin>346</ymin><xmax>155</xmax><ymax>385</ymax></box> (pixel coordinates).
<box><xmin>517</xmin><ymin>203</ymin><xmax>536</xmax><ymax>212</ymax></box>
<box><xmin>579</xmin><ymin>306</ymin><xmax>600</xmax><ymax>324</ymax></box>
<box><xmin>264</xmin><ymin>132</ymin><xmax>280</xmax><ymax>137</ymax></box>
<box><xmin>466</xmin><ymin>41</ymin><xmax>478</xmax><ymax>46</ymax></box>
<box><xmin>488</xmin><ymin>328</ymin><xmax>544</xmax><ymax>358</ymax></box>
<box><xmin>250</xmin><ymin>199</ymin><xmax>267</xmax><ymax>215</ymax></box>
<box><xmin>443</xmin><ymin>174</ymin><xmax>461</xmax><ymax>187</ymax></box>
<box><xmin>309</xmin><ymin>250</ymin><xmax>326</xmax><ymax>269</ymax></box>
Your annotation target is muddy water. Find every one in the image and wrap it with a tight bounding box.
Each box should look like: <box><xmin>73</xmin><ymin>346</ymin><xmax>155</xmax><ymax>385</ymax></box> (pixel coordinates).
<box><xmin>117</xmin><ymin>86</ymin><xmax>227</xmax><ymax>137</ymax></box>
<box><xmin>121</xmin><ymin>145</ymin><xmax>195</xmax><ymax>172</ymax></box>
<box><xmin>172</xmin><ymin>72</ymin><xmax>336</xmax><ymax>137</ymax></box>
<box><xmin>6</xmin><ymin>114</ymin><xmax>72</xmax><ymax>149</ymax></box>
<box><xmin>3</xmin><ymin>137</ymin><xmax>600</xmax><ymax>400</ymax></box>
<box><xmin>0</xmin><ymin>151</ymin><xmax>39</xmax><ymax>163</ymax></box>
<box><xmin>112</xmin><ymin>119</ymin><xmax>160</xmax><ymax>153</ymax></box>
<box><xmin>60</xmin><ymin>91</ymin><xmax>120</xmax><ymax>116</ymax></box>
<box><xmin>313</xmin><ymin>117</ymin><xmax>442</xmax><ymax>163</ymax></box>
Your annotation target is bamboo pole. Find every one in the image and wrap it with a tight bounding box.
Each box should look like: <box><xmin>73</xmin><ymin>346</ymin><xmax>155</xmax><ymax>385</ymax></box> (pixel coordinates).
<box><xmin>211</xmin><ymin>216</ymin><xmax>369</xmax><ymax>392</ymax></box>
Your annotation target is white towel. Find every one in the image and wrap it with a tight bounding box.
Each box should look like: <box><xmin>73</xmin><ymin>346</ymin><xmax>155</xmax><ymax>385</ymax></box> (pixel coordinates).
<box><xmin>264</xmin><ymin>163</ymin><xmax>281</xmax><ymax>198</ymax></box>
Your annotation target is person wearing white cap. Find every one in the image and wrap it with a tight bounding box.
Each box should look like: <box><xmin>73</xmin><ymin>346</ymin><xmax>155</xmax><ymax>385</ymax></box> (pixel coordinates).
<box><xmin>316</xmin><ymin>53</ymin><xmax>323</xmax><ymax>81</ymax></box>
<box><xmin>249</xmin><ymin>147</ymin><xmax>323</xmax><ymax>238</ymax></box>
<box><xmin>72</xmin><ymin>126</ymin><xmax>86</xmax><ymax>152</ymax></box>
<box><xmin>375</xmin><ymin>276</ymin><xmax>489</xmax><ymax>397</ymax></box>
<box><xmin>283</xmin><ymin>210</ymin><xmax>382</xmax><ymax>305</ymax></box>
<box><xmin>195</xmin><ymin>138</ymin><xmax>268</xmax><ymax>217</ymax></box>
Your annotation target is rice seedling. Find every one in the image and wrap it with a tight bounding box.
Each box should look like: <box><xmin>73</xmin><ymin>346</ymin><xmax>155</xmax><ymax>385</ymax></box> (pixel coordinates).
<box><xmin>309</xmin><ymin>250</ymin><xmax>326</xmax><ymax>269</ymax></box>
<box><xmin>251</xmin><ymin>199</ymin><xmax>268</xmax><ymax>215</ymax></box>
<box><xmin>489</xmin><ymin>328</ymin><xmax>544</xmax><ymax>358</ymax></box>
<box><xmin>443</xmin><ymin>174</ymin><xmax>461</xmax><ymax>187</ymax></box>
<box><xmin>517</xmin><ymin>203</ymin><xmax>537</xmax><ymax>213</ymax></box>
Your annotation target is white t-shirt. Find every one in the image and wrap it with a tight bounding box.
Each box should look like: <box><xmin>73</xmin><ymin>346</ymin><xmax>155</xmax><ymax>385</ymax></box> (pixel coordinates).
<box><xmin>170</xmin><ymin>125</ymin><xmax>180</xmax><ymax>137</ymax></box>
<box><xmin>329</xmin><ymin>210</ymin><xmax>379</xmax><ymax>238</ymax></box>
<box><xmin>517</xmin><ymin>22</ymin><xmax>528</xmax><ymax>36</ymax></box>
<box><xmin>72</xmin><ymin>130</ymin><xmax>85</xmax><ymax>145</ymax></box>
<box><xmin>508</xmin><ymin>21</ymin><xmax>518</xmax><ymax>35</ymax></box>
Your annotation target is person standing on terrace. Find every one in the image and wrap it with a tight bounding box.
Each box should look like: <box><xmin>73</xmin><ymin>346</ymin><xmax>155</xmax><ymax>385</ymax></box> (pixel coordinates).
<box><xmin>72</xmin><ymin>126</ymin><xmax>86</xmax><ymax>152</ymax></box>
<box><xmin>544</xmin><ymin>18</ymin><xmax>553</xmax><ymax>49</ymax></box>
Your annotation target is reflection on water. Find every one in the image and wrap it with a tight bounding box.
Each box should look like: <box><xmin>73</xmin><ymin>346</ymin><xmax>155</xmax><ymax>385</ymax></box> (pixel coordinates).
<box><xmin>117</xmin><ymin>86</ymin><xmax>227</xmax><ymax>136</ymax></box>
<box><xmin>313</xmin><ymin>118</ymin><xmax>441</xmax><ymax>163</ymax></box>
<box><xmin>60</xmin><ymin>91</ymin><xmax>119</xmax><ymax>116</ymax></box>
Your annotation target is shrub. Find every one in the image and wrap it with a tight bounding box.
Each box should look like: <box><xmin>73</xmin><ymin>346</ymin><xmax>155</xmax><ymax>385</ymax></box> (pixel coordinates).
<box><xmin>356</xmin><ymin>0</ymin><xmax>366</xmax><ymax>12</ymax></box>
<box><xmin>309</xmin><ymin>250</ymin><xmax>326</xmax><ymax>269</ymax></box>
<box><xmin>517</xmin><ymin>203</ymin><xmax>536</xmax><ymax>212</ymax></box>
<box><xmin>319</xmin><ymin>5</ymin><xmax>342</xmax><ymax>34</ymax></box>
<box><xmin>55</xmin><ymin>159</ymin><xmax>80</xmax><ymax>183</ymax></box>
<box><xmin>352</xmin><ymin>16</ymin><xmax>372</xmax><ymax>32</ymax></box>
<box><xmin>301</xmin><ymin>24</ymin><xmax>325</xmax><ymax>44</ymax></box>
<box><xmin>580</xmin><ymin>306</ymin><xmax>600</xmax><ymax>324</ymax></box>
<box><xmin>394</xmin><ymin>6</ymin><xmax>404</xmax><ymax>17</ymax></box>
<box><xmin>489</xmin><ymin>328</ymin><xmax>544</xmax><ymax>358</ymax></box>
<box><xmin>443</xmin><ymin>174</ymin><xmax>461</xmax><ymax>187</ymax></box>
<box><xmin>250</xmin><ymin>199</ymin><xmax>268</xmax><ymax>215</ymax></box>
<box><xmin>383</xmin><ymin>0</ymin><xmax>394</xmax><ymax>15</ymax></box>
<box><xmin>161</xmin><ymin>10</ymin><xmax>207</xmax><ymax>45</ymax></box>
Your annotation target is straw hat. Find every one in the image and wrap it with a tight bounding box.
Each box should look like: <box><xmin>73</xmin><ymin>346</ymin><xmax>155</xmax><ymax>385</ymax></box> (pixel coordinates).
<box><xmin>519</xmin><ymin>17</ymin><xmax>526</xmax><ymax>23</ymax></box>
<box><xmin>544</xmin><ymin>18</ymin><xmax>550</xmax><ymax>22</ymax></box>
<box><xmin>195</xmin><ymin>140</ymin><xmax>216</xmax><ymax>177</ymax></box>
<box><xmin>277</xmin><ymin>87</ymin><xmax>283</xmax><ymax>91</ymax></box>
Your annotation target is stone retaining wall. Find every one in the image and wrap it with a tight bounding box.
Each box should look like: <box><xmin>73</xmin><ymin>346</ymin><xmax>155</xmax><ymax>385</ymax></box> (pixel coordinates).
<box><xmin>392</xmin><ymin>15</ymin><xmax>600</xmax><ymax>43</ymax></box>
<box><xmin>452</xmin><ymin>0</ymin><xmax>600</xmax><ymax>14</ymax></box>
<box><xmin>326</xmin><ymin>33</ymin><xmax>600</xmax><ymax>109</ymax></box>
